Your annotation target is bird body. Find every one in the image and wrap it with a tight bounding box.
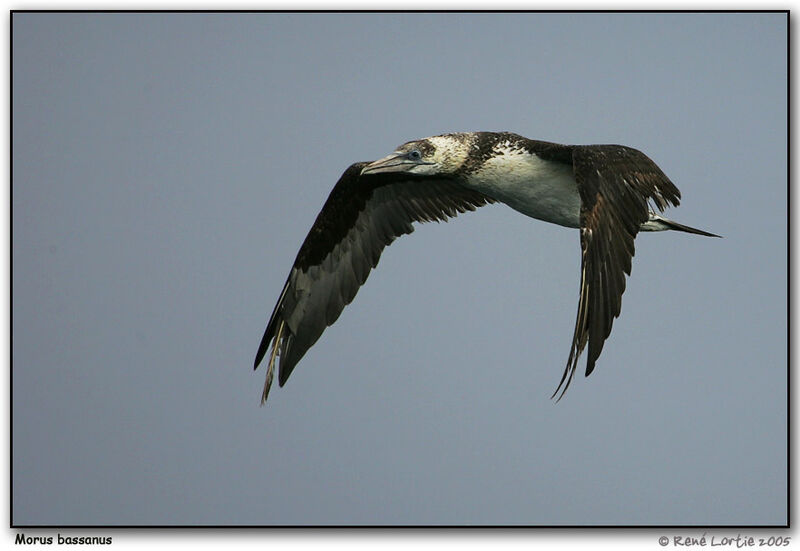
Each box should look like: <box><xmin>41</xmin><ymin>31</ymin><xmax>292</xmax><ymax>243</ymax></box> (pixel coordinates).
<box><xmin>254</xmin><ymin>132</ymin><xmax>718</xmax><ymax>404</ymax></box>
<box><xmin>460</xmin><ymin>139</ymin><xmax>582</xmax><ymax>228</ymax></box>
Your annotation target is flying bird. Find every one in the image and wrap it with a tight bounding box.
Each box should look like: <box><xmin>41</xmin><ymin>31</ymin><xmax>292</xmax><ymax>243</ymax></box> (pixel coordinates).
<box><xmin>254</xmin><ymin>132</ymin><xmax>718</xmax><ymax>404</ymax></box>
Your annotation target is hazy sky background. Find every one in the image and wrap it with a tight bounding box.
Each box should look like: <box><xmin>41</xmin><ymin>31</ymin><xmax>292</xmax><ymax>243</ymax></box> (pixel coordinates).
<box><xmin>12</xmin><ymin>12</ymin><xmax>786</xmax><ymax>527</ymax></box>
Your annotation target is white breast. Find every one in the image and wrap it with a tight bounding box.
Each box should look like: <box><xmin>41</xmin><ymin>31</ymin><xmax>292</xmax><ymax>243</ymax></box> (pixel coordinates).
<box><xmin>465</xmin><ymin>147</ymin><xmax>581</xmax><ymax>229</ymax></box>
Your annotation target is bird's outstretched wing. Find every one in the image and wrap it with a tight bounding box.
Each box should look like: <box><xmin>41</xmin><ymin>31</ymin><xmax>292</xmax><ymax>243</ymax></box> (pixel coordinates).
<box><xmin>552</xmin><ymin>145</ymin><xmax>682</xmax><ymax>400</ymax></box>
<box><xmin>255</xmin><ymin>162</ymin><xmax>495</xmax><ymax>404</ymax></box>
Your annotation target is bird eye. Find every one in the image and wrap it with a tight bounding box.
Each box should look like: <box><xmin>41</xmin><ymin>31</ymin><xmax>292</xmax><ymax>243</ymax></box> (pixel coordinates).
<box><xmin>408</xmin><ymin>150</ymin><xmax>422</xmax><ymax>160</ymax></box>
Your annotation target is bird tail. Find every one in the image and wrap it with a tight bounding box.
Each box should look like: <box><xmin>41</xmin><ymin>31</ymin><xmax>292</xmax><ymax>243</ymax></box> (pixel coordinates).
<box><xmin>641</xmin><ymin>213</ymin><xmax>721</xmax><ymax>238</ymax></box>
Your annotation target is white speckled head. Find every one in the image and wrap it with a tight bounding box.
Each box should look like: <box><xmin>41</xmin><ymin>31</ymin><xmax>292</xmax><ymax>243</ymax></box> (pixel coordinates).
<box><xmin>361</xmin><ymin>133</ymin><xmax>474</xmax><ymax>176</ymax></box>
<box><xmin>420</xmin><ymin>134</ymin><xmax>474</xmax><ymax>173</ymax></box>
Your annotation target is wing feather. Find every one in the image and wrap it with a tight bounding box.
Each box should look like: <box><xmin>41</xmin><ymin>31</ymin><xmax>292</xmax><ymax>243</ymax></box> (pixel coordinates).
<box><xmin>553</xmin><ymin>145</ymin><xmax>681</xmax><ymax>399</ymax></box>
<box><xmin>255</xmin><ymin>162</ymin><xmax>494</xmax><ymax>403</ymax></box>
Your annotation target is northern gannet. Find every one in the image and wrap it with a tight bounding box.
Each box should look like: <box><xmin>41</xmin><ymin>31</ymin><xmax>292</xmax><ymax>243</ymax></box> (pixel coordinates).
<box><xmin>254</xmin><ymin>132</ymin><xmax>719</xmax><ymax>404</ymax></box>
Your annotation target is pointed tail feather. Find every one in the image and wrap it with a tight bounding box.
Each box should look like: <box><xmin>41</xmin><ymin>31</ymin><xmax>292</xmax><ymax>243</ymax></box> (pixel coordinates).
<box><xmin>662</xmin><ymin>219</ymin><xmax>721</xmax><ymax>238</ymax></box>
<box><xmin>643</xmin><ymin>214</ymin><xmax>721</xmax><ymax>238</ymax></box>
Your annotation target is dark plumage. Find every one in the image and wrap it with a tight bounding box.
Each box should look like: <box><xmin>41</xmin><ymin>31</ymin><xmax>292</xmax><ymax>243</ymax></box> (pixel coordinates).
<box><xmin>254</xmin><ymin>162</ymin><xmax>494</xmax><ymax>403</ymax></box>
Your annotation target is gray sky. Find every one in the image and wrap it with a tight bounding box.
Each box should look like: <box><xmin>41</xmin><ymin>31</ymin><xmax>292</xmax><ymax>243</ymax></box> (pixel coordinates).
<box><xmin>12</xmin><ymin>12</ymin><xmax>786</xmax><ymax>526</ymax></box>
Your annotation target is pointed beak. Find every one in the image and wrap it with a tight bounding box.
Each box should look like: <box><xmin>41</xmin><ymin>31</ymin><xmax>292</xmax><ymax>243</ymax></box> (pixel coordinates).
<box><xmin>360</xmin><ymin>153</ymin><xmax>409</xmax><ymax>175</ymax></box>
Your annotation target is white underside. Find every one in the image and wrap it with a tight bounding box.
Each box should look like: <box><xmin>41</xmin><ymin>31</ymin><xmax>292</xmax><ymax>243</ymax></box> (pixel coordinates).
<box><xmin>464</xmin><ymin>148</ymin><xmax>582</xmax><ymax>228</ymax></box>
<box><xmin>462</xmin><ymin>147</ymin><xmax>673</xmax><ymax>232</ymax></box>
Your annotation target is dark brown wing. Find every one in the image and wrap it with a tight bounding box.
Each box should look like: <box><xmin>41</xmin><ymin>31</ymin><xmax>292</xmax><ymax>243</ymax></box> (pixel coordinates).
<box><xmin>255</xmin><ymin>162</ymin><xmax>495</xmax><ymax>404</ymax></box>
<box><xmin>553</xmin><ymin>145</ymin><xmax>681</xmax><ymax>400</ymax></box>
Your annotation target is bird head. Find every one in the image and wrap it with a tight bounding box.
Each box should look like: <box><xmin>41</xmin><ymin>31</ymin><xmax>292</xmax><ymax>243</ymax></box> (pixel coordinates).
<box><xmin>361</xmin><ymin>134</ymin><xmax>473</xmax><ymax>177</ymax></box>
